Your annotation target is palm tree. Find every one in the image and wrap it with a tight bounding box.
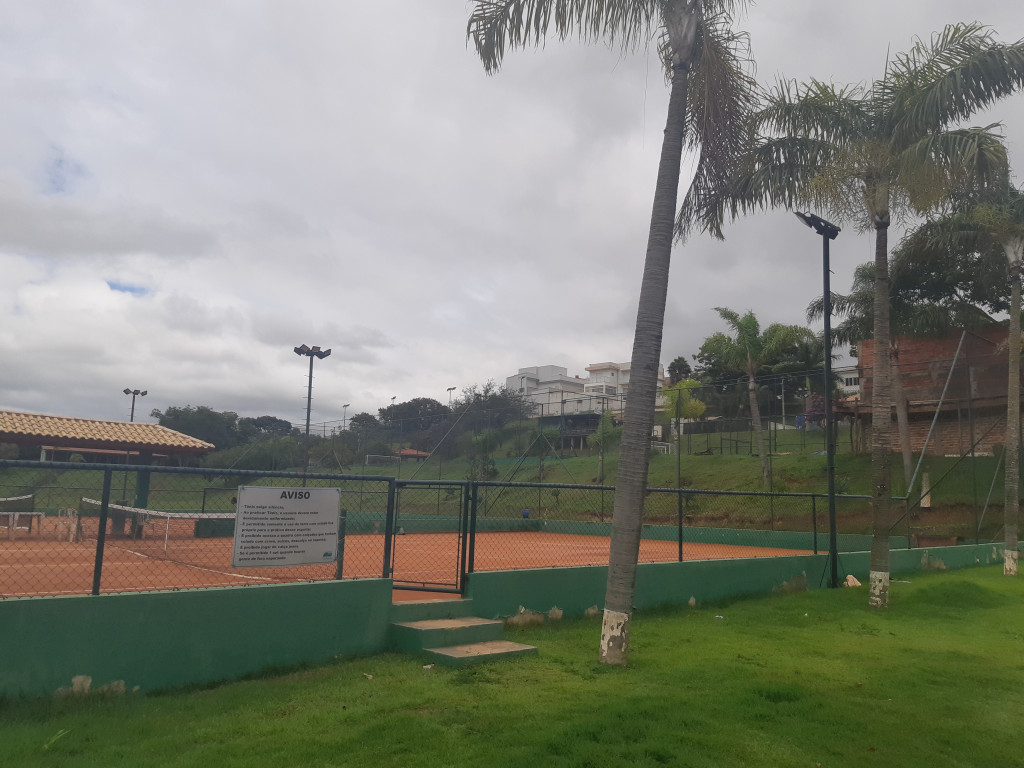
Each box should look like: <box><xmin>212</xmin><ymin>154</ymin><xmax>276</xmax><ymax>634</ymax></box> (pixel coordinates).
<box><xmin>807</xmin><ymin>261</ymin><xmax>993</xmax><ymax>490</ymax></box>
<box><xmin>705</xmin><ymin>309</ymin><xmax>813</xmax><ymax>479</ymax></box>
<box><xmin>696</xmin><ymin>22</ymin><xmax>1024</xmax><ymax>607</ymax></box>
<box><xmin>895</xmin><ymin>181</ymin><xmax>1024</xmax><ymax>575</ymax></box>
<box><xmin>467</xmin><ymin>0</ymin><xmax>756</xmax><ymax>664</ymax></box>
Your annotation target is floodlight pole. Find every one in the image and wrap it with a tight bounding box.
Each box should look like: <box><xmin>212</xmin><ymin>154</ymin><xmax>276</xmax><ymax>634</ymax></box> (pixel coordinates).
<box><xmin>123</xmin><ymin>388</ymin><xmax>147</xmax><ymax>423</ymax></box>
<box><xmin>120</xmin><ymin>388</ymin><xmax>147</xmax><ymax>509</ymax></box>
<box><xmin>795</xmin><ymin>212</ymin><xmax>841</xmax><ymax>589</ymax></box>
<box><xmin>294</xmin><ymin>344</ymin><xmax>332</xmax><ymax>480</ymax></box>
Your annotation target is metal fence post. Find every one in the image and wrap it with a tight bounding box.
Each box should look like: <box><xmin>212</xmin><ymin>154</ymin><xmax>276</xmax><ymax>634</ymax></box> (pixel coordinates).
<box><xmin>811</xmin><ymin>495</ymin><xmax>818</xmax><ymax>555</ymax></box>
<box><xmin>465</xmin><ymin>482</ymin><xmax>478</xmax><ymax>581</ymax></box>
<box><xmin>91</xmin><ymin>468</ymin><xmax>113</xmax><ymax>595</ymax></box>
<box><xmin>334</xmin><ymin>509</ymin><xmax>347</xmax><ymax>580</ymax></box>
<box><xmin>382</xmin><ymin>479</ymin><xmax>396</xmax><ymax>578</ymax></box>
<box><xmin>905</xmin><ymin>498</ymin><xmax>912</xmax><ymax>549</ymax></box>
<box><xmin>677</xmin><ymin>489</ymin><xmax>684</xmax><ymax>562</ymax></box>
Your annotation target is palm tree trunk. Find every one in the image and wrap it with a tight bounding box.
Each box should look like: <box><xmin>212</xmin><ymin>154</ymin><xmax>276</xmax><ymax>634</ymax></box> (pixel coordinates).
<box><xmin>869</xmin><ymin>223</ymin><xmax>892</xmax><ymax>607</ymax></box>
<box><xmin>891</xmin><ymin>351</ymin><xmax>914</xmax><ymax>492</ymax></box>
<box><xmin>600</xmin><ymin>3</ymin><xmax>696</xmax><ymax>666</ymax></box>
<box><xmin>747</xmin><ymin>370</ymin><xmax>768</xmax><ymax>481</ymax></box>
<box><xmin>1004</xmin><ymin>249</ymin><xmax>1021</xmax><ymax>576</ymax></box>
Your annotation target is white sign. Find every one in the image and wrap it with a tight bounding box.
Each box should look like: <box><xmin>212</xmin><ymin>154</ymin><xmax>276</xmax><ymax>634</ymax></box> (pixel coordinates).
<box><xmin>232</xmin><ymin>486</ymin><xmax>341</xmax><ymax>568</ymax></box>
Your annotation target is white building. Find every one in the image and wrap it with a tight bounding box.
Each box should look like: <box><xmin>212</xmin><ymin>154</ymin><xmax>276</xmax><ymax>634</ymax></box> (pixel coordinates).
<box><xmin>506</xmin><ymin>361</ymin><xmax>667</xmax><ymax>416</ymax></box>
<box><xmin>506</xmin><ymin>365</ymin><xmax>586</xmax><ymax>417</ymax></box>
<box><xmin>834</xmin><ymin>365</ymin><xmax>861</xmax><ymax>400</ymax></box>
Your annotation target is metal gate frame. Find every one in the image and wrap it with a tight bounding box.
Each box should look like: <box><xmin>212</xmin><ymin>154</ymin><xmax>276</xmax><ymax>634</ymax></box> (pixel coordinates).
<box><xmin>385</xmin><ymin>479</ymin><xmax>473</xmax><ymax>594</ymax></box>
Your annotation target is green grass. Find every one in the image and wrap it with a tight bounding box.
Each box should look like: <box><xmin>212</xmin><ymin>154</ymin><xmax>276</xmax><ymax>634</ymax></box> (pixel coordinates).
<box><xmin>3</xmin><ymin>566</ymin><xmax>1023</xmax><ymax>767</ymax></box>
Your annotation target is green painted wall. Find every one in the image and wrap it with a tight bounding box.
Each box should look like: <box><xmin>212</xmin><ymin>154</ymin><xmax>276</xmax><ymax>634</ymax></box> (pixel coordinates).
<box><xmin>0</xmin><ymin>578</ymin><xmax>392</xmax><ymax>699</ymax></box>
<box><xmin>465</xmin><ymin>543</ymin><xmax>1006</xmax><ymax>620</ymax></box>
<box><xmin>2</xmin><ymin>543</ymin><xmax>1008</xmax><ymax>700</ymax></box>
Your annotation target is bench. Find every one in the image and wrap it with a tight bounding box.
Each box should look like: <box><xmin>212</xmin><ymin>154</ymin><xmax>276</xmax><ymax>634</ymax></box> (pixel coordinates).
<box><xmin>0</xmin><ymin>495</ymin><xmax>43</xmax><ymax>540</ymax></box>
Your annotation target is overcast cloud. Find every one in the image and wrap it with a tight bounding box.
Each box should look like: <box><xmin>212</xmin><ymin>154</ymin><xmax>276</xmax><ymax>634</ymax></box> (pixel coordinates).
<box><xmin>1</xmin><ymin>1</ymin><xmax>1022</xmax><ymax>430</ymax></box>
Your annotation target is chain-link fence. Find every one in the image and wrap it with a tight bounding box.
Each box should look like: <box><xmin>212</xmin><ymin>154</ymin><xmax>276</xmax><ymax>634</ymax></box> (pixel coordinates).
<box><xmin>3</xmin><ymin>459</ymin><xmax>991</xmax><ymax>599</ymax></box>
<box><xmin>0</xmin><ymin>461</ymin><xmax>391</xmax><ymax>598</ymax></box>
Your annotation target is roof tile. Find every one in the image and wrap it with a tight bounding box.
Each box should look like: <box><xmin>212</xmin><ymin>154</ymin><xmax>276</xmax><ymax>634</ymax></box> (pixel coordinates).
<box><xmin>0</xmin><ymin>410</ymin><xmax>215</xmax><ymax>454</ymax></box>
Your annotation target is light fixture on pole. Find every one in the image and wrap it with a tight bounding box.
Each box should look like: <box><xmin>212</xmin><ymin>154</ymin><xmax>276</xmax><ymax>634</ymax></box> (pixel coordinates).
<box><xmin>795</xmin><ymin>211</ymin><xmax>841</xmax><ymax>589</ymax></box>
<box><xmin>123</xmin><ymin>388</ymin><xmax>147</xmax><ymax>422</ymax></box>
<box><xmin>294</xmin><ymin>344</ymin><xmax>331</xmax><ymax>477</ymax></box>
<box><xmin>446</xmin><ymin>386</ymin><xmax>456</xmax><ymax>408</ymax></box>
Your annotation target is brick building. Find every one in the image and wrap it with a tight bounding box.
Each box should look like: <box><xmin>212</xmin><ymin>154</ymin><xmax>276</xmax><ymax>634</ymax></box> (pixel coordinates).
<box><xmin>843</xmin><ymin>324</ymin><xmax>1019</xmax><ymax>456</ymax></box>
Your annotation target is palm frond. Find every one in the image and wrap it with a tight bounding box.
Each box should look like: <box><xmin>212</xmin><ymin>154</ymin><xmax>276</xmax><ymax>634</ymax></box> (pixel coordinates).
<box><xmin>757</xmin><ymin>79</ymin><xmax>872</xmax><ymax>144</ymax></box>
<box><xmin>674</xmin><ymin>7</ymin><xmax>758</xmax><ymax>238</ymax></box>
<box><xmin>883</xmin><ymin>23</ymin><xmax>1024</xmax><ymax>145</ymax></box>
<box><xmin>467</xmin><ymin>0</ymin><xmax>660</xmax><ymax>74</ymax></box>
<box><xmin>897</xmin><ymin>125</ymin><xmax>1009</xmax><ymax>211</ymax></box>
<box><xmin>730</xmin><ymin>136</ymin><xmax>839</xmax><ymax>211</ymax></box>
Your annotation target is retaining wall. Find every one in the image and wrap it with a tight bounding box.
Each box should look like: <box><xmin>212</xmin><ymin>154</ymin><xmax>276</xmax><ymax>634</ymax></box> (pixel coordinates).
<box><xmin>0</xmin><ymin>543</ymin><xmax>1008</xmax><ymax>699</ymax></box>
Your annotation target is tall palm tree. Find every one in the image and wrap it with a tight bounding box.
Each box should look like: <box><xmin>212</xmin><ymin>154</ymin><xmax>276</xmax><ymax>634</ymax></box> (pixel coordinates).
<box><xmin>896</xmin><ymin>181</ymin><xmax>1024</xmax><ymax>575</ymax></box>
<box><xmin>695</xmin><ymin>22</ymin><xmax>1024</xmax><ymax>608</ymax></box>
<box><xmin>467</xmin><ymin>0</ymin><xmax>756</xmax><ymax>664</ymax></box>
<box><xmin>705</xmin><ymin>308</ymin><xmax>813</xmax><ymax>479</ymax></box>
<box><xmin>807</xmin><ymin>261</ymin><xmax>994</xmax><ymax>491</ymax></box>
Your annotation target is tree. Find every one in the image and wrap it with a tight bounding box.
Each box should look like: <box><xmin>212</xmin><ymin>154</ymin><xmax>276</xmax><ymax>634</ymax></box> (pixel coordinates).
<box><xmin>151</xmin><ymin>405</ymin><xmax>243</xmax><ymax>450</ymax></box>
<box><xmin>378</xmin><ymin>398</ymin><xmax>448</xmax><ymax>431</ymax></box>
<box><xmin>590</xmin><ymin>410</ymin><xmax>622</xmax><ymax>484</ymax></box>
<box><xmin>896</xmin><ymin>180</ymin><xmax>1024</xmax><ymax>575</ymax></box>
<box><xmin>241</xmin><ymin>415</ymin><xmax>295</xmax><ymax>439</ymax></box>
<box><xmin>663</xmin><ymin>380</ymin><xmax>705</xmax><ymax>486</ymax></box>
<box><xmin>702</xmin><ymin>22</ymin><xmax>1024</xmax><ymax>607</ymax></box>
<box><xmin>706</xmin><ymin>309</ymin><xmax>812</xmax><ymax>480</ymax></box>
<box><xmin>452</xmin><ymin>382</ymin><xmax>531</xmax><ymax>431</ymax></box>
<box><xmin>468</xmin><ymin>0</ymin><xmax>757</xmax><ymax>665</ymax></box>
<box><xmin>667</xmin><ymin>355</ymin><xmax>693</xmax><ymax>384</ymax></box>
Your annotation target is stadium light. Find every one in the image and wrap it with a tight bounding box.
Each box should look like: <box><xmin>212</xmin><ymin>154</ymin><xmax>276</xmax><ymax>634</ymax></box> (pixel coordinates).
<box><xmin>122</xmin><ymin>388</ymin><xmax>147</xmax><ymax>422</ymax></box>
<box><xmin>295</xmin><ymin>344</ymin><xmax>332</xmax><ymax>478</ymax></box>
<box><xmin>446</xmin><ymin>386</ymin><xmax>456</xmax><ymax>408</ymax></box>
<box><xmin>342</xmin><ymin>403</ymin><xmax>350</xmax><ymax>431</ymax></box>
<box><xmin>795</xmin><ymin>211</ymin><xmax>840</xmax><ymax>589</ymax></box>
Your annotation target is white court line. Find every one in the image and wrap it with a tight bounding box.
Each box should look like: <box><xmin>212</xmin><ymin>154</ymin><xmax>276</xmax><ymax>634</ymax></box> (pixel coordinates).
<box><xmin>114</xmin><ymin>546</ymin><xmax>274</xmax><ymax>582</ymax></box>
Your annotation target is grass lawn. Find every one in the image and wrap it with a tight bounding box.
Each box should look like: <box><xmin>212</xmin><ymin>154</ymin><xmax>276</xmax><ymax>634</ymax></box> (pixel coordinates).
<box><xmin>3</xmin><ymin>566</ymin><xmax>1023</xmax><ymax>767</ymax></box>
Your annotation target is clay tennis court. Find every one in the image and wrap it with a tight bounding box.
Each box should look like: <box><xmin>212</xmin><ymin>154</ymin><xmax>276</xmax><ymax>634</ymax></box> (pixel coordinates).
<box><xmin>0</xmin><ymin>515</ymin><xmax>813</xmax><ymax>598</ymax></box>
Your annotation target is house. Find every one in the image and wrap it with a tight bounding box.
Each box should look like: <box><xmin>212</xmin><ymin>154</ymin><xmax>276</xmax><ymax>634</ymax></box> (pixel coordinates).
<box><xmin>506</xmin><ymin>361</ymin><xmax>668</xmax><ymax>417</ymax></box>
<box><xmin>505</xmin><ymin>365</ymin><xmax>588</xmax><ymax>417</ymax></box>
<box><xmin>842</xmin><ymin>324</ymin><xmax>1019</xmax><ymax>456</ymax></box>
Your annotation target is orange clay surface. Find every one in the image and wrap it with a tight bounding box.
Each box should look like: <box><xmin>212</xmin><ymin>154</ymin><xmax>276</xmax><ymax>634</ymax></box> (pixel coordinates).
<box><xmin>1</xmin><ymin>520</ymin><xmax>812</xmax><ymax>598</ymax></box>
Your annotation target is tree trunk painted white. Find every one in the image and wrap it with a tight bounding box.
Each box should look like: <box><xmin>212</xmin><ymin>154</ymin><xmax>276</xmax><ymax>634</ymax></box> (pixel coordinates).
<box><xmin>1004</xmin><ymin>239</ymin><xmax>1021</xmax><ymax>576</ymax></box>
<box><xmin>868</xmin><ymin>569</ymin><xmax>890</xmax><ymax>608</ymax></box>
<box><xmin>869</xmin><ymin>220</ymin><xmax>892</xmax><ymax>608</ymax></box>
<box><xmin>600</xmin><ymin>0</ymin><xmax>697</xmax><ymax>665</ymax></box>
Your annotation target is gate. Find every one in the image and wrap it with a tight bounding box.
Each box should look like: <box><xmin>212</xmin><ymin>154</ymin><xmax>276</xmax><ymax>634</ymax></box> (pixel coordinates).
<box><xmin>386</xmin><ymin>480</ymin><xmax>472</xmax><ymax>593</ymax></box>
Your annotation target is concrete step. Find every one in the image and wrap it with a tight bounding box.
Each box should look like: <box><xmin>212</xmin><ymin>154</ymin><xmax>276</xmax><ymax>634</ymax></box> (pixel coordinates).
<box><xmin>424</xmin><ymin>640</ymin><xmax>538</xmax><ymax>668</ymax></box>
<box><xmin>389</xmin><ymin>597</ymin><xmax>475</xmax><ymax>624</ymax></box>
<box><xmin>390</xmin><ymin>616</ymin><xmax>503</xmax><ymax>653</ymax></box>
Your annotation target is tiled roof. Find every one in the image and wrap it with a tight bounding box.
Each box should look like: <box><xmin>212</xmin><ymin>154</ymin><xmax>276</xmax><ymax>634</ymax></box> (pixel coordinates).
<box><xmin>0</xmin><ymin>410</ymin><xmax>215</xmax><ymax>454</ymax></box>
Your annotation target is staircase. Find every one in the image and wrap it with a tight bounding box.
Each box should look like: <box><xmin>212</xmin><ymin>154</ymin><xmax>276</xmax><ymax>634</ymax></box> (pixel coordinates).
<box><xmin>389</xmin><ymin>597</ymin><xmax>537</xmax><ymax>668</ymax></box>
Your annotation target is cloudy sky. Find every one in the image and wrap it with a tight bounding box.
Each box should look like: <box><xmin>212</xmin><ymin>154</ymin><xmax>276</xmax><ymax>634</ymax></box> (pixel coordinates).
<box><xmin>2</xmin><ymin>1</ymin><xmax>1022</xmax><ymax>430</ymax></box>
